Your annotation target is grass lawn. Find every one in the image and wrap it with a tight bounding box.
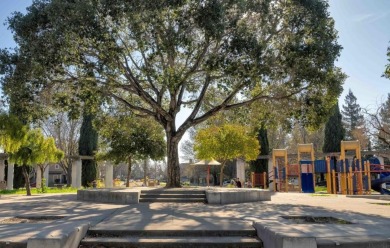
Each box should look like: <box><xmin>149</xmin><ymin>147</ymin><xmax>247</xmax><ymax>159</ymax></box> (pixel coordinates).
<box><xmin>315</xmin><ymin>185</ymin><xmax>327</xmax><ymax>192</ymax></box>
<box><xmin>0</xmin><ymin>187</ymin><xmax>78</xmax><ymax>195</ymax></box>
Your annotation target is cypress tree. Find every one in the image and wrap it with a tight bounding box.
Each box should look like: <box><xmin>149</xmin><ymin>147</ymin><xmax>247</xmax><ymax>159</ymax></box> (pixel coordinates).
<box><xmin>250</xmin><ymin>125</ymin><xmax>269</xmax><ymax>173</ymax></box>
<box><xmin>8</xmin><ymin>97</ymin><xmax>28</xmax><ymax>189</ymax></box>
<box><xmin>78</xmin><ymin>113</ymin><xmax>98</xmax><ymax>187</ymax></box>
<box><xmin>323</xmin><ymin>103</ymin><xmax>344</xmax><ymax>153</ymax></box>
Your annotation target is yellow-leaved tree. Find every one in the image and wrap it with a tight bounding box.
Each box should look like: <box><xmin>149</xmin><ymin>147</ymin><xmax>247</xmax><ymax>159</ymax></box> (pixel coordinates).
<box><xmin>194</xmin><ymin>124</ymin><xmax>259</xmax><ymax>186</ymax></box>
<box><xmin>0</xmin><ymin>113</ymin><xmax>27</xmax><ymax>153</ymax></box>
<box><xmin>9</xmin><ymin>129</ymin><xmax>64</xmax><ymax>195</ymax></box>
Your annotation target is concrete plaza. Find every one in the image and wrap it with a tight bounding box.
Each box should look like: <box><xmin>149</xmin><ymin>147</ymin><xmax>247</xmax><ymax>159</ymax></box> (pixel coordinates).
<box><xmin>0</xmin><ymin>191</ymin><xmax>389</xmax><ymax>247</ymax></box>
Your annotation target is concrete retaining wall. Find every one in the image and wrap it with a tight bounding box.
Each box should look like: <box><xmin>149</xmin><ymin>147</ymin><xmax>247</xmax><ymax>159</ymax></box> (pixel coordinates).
<box><xmin>27</xmin><ymin>222</ymin><xmax>89</xmax><ymax>248</ymax></box>
<box><xmin>206</xmin><ymin>189</ymin><xmax>271</xmax><ymax>204</ymax></box>
<box><xmin>77</xmin><ymin>189</ymin><xmax>140</xmax><ymax>204</ymax></box>
<box><xmin>254</xmin><ymin>222</ymin><xmax>317</xmax><ymax>248</ymax></box>
<box><xmin>78</xmin><ymin>188</ymin><xmax>270</xmax><ymax>205</ymax></box>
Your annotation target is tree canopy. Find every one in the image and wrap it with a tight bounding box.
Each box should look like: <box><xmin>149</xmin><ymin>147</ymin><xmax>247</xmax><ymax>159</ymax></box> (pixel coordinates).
<box><xmin>0</xmin><ymin>113</ymin><xmax>27</xmax><ymax>153</ymax></box>
<box><xmin>194</xmin><ymin>124</ymin><xmax>259</xmax><ymax>185</ymax></box>
<box><xmin>97</xmin><ymin>111</ymin><xmax>166</xmax><ymax>187</ymax></box>
<box><xmin>8</xmin><ymin>128</ymin><xmax>63</xmax><ymax>195</ymax></box>
<box><xmin>1</xmin><ymin>0</ymin><xmax>345</xmax><ymax>187</ymax></box>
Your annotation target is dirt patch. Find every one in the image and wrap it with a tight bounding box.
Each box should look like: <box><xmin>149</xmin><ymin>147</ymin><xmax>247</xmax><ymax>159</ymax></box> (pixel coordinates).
<box><xmin>0</xmin><ymin>216</ymin><xmax>64</xmax><ymax>224</ymax></box>
<box><xmin>281</xmin><ymin>216</ymin><xmax>353</xmax><ymax>224</ymax></box>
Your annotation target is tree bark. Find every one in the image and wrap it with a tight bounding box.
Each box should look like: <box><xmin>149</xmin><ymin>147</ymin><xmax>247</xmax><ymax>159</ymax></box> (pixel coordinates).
<box><xmin>213</xmin><ymin>172</ymin><xmax>218</xmax><ymax>186</ymax></box>
<box><xmin>219</xmin><ymin>161</ymin><xmax>227</xmax><ymax>187</ymax></box>
<box><xmin>22</xmin><ymin>165</ymin><xmax>31</xmax><ymax>196</ymax></box>
<box><xmin>166</xmin><ymin>131</ymin><xmax>181</xmax><ymax>188</ymax></box>
<box><xmin>143</xmin><ymin>159</ymin><xmax>148</xmax><ymax>186</ymax></box>
<box><xmin>67</xmin><ymin>161</ymin><xmax>72</xmax><ymax>187</ymax></box>
<box><xmin>126</xmin><ymin>156</ymin><xmax>132</xmax><ymax>187</ymax></box>
<box><xmin>40</xmin><ymin>165</ymin><xmax>44</xmax><ymax>189</ymax></box>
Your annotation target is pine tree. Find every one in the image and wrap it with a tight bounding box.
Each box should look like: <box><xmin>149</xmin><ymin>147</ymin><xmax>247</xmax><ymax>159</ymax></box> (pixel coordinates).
<box><xmin>79</xmin><ymin>113</ymin><xmax>98</xmax><ymax>187</ymax></box>
<box><xmin>375</xmin><ymin>94</ymin><xmax>390</xmax><ymax>148</ymax></box>
<box><xmin>341</xmin><ymin>89</ymin><xmax>364</xmax><ymax>140</ymax></box>
<box><xmin>323</xmin><ymin>103</ymin><xmax>344</xmax><ymax>153</ymax></box>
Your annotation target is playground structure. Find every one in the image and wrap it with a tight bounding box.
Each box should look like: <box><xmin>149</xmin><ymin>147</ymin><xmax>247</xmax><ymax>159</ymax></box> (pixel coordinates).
<box><xmin>335</xmin><ymin>141</ymin><xmax>368</xmax><ymax>195</ymax></box>
<box><xmin>250</xmin><ymin>171</ymin><xmax>267</xmax><ymax>189</ymax></box>
<box><xmin>272</xmin><ymin>144</ymin><xmax>317</xmax><ymax>193</ymax></box>
<box><xmin>271</xmin><ymin>140</ymin><xmax>390</xmax><ymax>195</ymax></box>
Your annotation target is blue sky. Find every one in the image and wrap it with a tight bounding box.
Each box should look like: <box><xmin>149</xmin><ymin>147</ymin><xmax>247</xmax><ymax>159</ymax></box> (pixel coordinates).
<box><xmin>0</xmin><ymin>0</ymin><xmax>389</xmax><ymax>110</ymax></box>
<box><xmin>328</xmin><ymin>0</ymin><xmax>390</xmax><ymax>110</ymax></box>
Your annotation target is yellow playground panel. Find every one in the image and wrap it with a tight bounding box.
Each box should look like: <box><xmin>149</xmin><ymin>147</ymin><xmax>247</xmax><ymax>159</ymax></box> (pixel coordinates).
<box><xmin>272</xmin><ymin>149</ymin><xmax>288</xmax><ymax>192</ymax></box>
<box><xmin>336</xmin><ymin>140</ymin><xmax>371</xmax><ymax>195</ymax></box>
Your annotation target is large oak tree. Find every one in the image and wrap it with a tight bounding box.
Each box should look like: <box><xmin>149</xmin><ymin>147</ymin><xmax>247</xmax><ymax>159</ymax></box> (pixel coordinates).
<box><xmin>1</xmin><ymin>0</ymin><xmax>344</xmax><ymax>187</ymax></box>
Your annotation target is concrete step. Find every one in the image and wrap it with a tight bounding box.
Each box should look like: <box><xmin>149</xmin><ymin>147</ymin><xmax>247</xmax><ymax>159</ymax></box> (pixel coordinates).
<box><xmin>140</xmin><ymin>194</ymin><xmax>205</xmax><ymax>199</ymax></box>
<box><xmin>87</xmin><ymin>229</ymin><xmax>257</xmax><ymax>237</ymax></box>
<box><xmin>139</xmin><ymin>198</ymin><xmax>206</xmax><ymax>203</ymax></box>
<box><xmin>140</xmin><ymin>190</ymin><xmax>207</xmax><ymax>203</ymax></box>
<box><xmin>79</xmin><ymin>236</ymin><xmax>262</xmax><ymax>248</ymax></box>
<box><xmin>0</xmin><ymin>241</ymin><xmax>26</xmax><ymax>248</ymax></box>
<box><xmin>140</xmin><ymin>190</ymin><xmax>206</xmax><ymax>195</ymax></box>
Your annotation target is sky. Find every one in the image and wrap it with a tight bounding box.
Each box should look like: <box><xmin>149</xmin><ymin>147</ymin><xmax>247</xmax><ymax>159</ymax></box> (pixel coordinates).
<box><xmin>1</xmin><ymin>1</ymin><xmax>390</xmax><ymax>157</ymax></box>
<box><xmin>328</xmin><ymin>0</ymin><xmax>390</xmax><ymax>110</ymax></box>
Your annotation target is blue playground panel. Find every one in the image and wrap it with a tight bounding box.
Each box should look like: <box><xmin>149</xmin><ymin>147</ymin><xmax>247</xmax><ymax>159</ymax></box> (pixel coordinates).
<box><xmin>337</xmin><ymin>159</ymin><xmax>356</xmax><ymax>172</ymax></box>
<box><xmin>300</xmin><ymin>160</ymin><xmax>315</xmax><ymax>193</ymax></box>
<box><xmin>314</xmin><ymin>160</ymin><xmax>327</xmax><ymax>173</ymax></box>
<box><xmin>337</xmin><ymin>160</ymin><xmax>343</xmax><ymax>172</ymax></box>
<box><xmin>380</xmin><ymin>172</ymin><xmax>390</xmax><ymax>178</ymax></box>
<box><xmin>301</xmin><ymin>173</ymin><xmax>314</xmax><ymax>193</ymax></box>
<box><xmin>369</xmin><ymin>158</ymin><xmax>380</xmax><ymax>165</ymax></box>
<box><xmin>355</xmin><ymin>159</ymin><xmax>360</xmax><ymax>170</ymax></box>
<box><xmin>330</xmin><ymin>159</ymin><xmax>336</xmax><ymax>171</ymax></box>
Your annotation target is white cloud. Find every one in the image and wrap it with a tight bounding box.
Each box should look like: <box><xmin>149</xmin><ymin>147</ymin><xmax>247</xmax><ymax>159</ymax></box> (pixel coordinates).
<box><xmin>353</xmin><ymin>11</ymin><xmax>390</xmax><ymax>23</ymax></box>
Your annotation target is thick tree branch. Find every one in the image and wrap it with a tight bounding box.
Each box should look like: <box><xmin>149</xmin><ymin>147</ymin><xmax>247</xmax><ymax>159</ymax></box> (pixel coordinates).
<box><xmin>108</xmin><ymin>92</ymin><xmax>156</xmax><ymax>117</ymax></box>
<box><xmin>117</xmin><ymin>35</ymin><xmax>159</xmax><ymax>96</ymax></box>
<box><xmin>118</xmin><ymin>60</ymin><xmax>173</xmax><ymax>121</ymax></box>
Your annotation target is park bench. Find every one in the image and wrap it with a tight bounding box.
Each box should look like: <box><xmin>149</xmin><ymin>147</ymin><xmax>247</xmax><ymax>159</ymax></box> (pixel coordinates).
<box><xmin>54</xmin><ymin>184</ymin><xmax>65</xmax><ymax>189</ymax></box>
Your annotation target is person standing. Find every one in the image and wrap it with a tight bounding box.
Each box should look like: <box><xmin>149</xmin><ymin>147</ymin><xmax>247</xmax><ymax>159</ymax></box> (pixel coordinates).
<box><xmin>236</xmin><ymin>178</ymin><xmax>242</xmax><ymax>188</ymax></box>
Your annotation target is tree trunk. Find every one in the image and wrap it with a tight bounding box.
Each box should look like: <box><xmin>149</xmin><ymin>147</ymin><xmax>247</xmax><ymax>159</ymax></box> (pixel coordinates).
<box><xmin>40</xmin><ymin>165</ymin><xmax>44</xmax><ymax>189</ymax></box>
<box><xmin>67</xmin><ymin>161</ymin><xmax>72</xmax><ymax>187</ymax></box>
<box><xmin>219</xmin><ymin>161</ymin><xmax>227</xmax><ymax>187</ymax></box>
<box><xmin>126</xmin><ymin>156</ymin><xmax>132</xmax><ymax>187</ymax></box>
<box><xmin>213</xmin><ymin>172</ymin><xmax>218</xmax><ymax>186</ymax></box>
<box><xmin>143</xmin><ymin>159</ymin><xmax>148</xmax><ymax>186</ymax></box>
<box><xmin>166</xmin><ymin>132</ymin><xmax>181</xmax><ymax>188</ymax></box>
<box><xmin>22</xmin><ymin>165</ymin><xmax>31</xmax><ymax>196</ymax></box>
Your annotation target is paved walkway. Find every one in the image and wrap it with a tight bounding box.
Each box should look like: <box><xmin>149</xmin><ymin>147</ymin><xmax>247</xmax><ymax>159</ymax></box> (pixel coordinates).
<box><xmin>0</xmin><ymin>192</ymin><xmax>389</xmax><ymax>247</ymax></box>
